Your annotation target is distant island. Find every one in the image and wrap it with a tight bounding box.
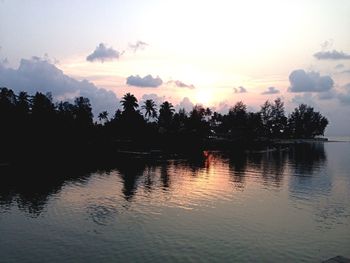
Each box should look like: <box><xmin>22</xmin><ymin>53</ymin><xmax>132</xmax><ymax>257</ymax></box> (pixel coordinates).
<box><xmin>0</xmin><ymin>87</ymin><xmax>328</xmax><ymax>165</ymax></box>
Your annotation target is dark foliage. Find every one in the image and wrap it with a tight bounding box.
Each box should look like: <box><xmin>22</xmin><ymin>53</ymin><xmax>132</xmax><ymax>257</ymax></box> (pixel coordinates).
<box><xmin>0</xmin><ymin>87</ymin><xmax>329</xmax><ymax>163</ymax></box>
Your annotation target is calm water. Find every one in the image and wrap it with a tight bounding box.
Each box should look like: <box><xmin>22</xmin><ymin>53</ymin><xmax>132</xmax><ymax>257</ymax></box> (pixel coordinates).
<box><xmin>1</xmin><ymin>142</ymin><xmax>350</xmax><ymax>262</ymax></box>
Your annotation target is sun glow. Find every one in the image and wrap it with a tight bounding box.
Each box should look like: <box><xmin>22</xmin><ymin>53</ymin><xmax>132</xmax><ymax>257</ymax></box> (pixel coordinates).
<box><xmin>195</xmin><ymin>88</ymin><xmax>215</xmax><ymax>106</ymax></box>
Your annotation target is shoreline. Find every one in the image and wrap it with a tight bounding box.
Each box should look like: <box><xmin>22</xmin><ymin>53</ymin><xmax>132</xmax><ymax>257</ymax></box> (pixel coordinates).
<box><xmin>271</xmin><ymin>138</ymin><xmax>328</xmax><ymax>144</ymax></box>
<box><xmin>2</xmin><ymin>137</ymin><xmax>346</xmax><ymax>168</ymax></box>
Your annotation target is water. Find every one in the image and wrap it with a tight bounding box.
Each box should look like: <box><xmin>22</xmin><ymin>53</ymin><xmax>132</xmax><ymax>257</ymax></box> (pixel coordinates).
<box><xmin>1</xmin><ymin>142</ymin><xmax>350</xmax><ymax>262</ymax></box>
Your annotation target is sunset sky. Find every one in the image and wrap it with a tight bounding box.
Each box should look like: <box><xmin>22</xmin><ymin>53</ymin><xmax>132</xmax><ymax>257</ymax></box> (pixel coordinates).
<box><xmin>1</xmin><ymin>0</ymin><xmax>350</xmax><ymax>135</ymax></box>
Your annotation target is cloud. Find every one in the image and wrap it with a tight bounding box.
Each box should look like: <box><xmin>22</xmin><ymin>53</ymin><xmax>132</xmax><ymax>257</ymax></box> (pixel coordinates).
<box><xmin>288</xmin><ymin>69</ymin><xmax>334</xmax><ymax>93</ymax></box>
<box><xmin>0</xmin><ymin>57</ymin><xmax>9</xmax><ymax>65</ymax></box>
<box><xmin>140</xmin><ymin>93</ymin><xmax>165</xmax><ymax>106</ymax></box>
<box><xmin>129</xmin><ymin>41</ymin><xmax>148</xmax><ymax>52</ymax></box>
<box><xmin>338</xmin><ymin>83</ymin><xmax>350</xmax><ymax>105</ymax></box>
<box><xmin>317</xmin><ymin>90</ymin><xmax>336</xmax><ymax>100</ymax></box>
<box><xmin>320</xmin><ymin>39</ymin><xmax>333</xmax><ymax>50</ymax></box>
<box><xmin>313</xmin><ymin>50</ymin><xmax>350</xmax><ymax>60</ymax></box>
<box><xmin>167</xmin><ymin>80</ymin><xmax>195</xmax><ymax>89</ymax></box>
<box><xmin>335</xmin><ymin>64</ymin><xmax>344</xmax><ymax>69</ymax></box>
<box><xmin>233</xmin><ymin>86</ymin><xmax>247</xmax><ymax>93</ymax></box>
<box><xmin>341</xmin><ymin>70</ymin><xmax>350</xmax><ymax>74</ymax></box>
<box><xmin>338</xmin><ymin>92</ymin><xmax>350</xmax><ymax>105</ymax></box>
<box><xmin>291</xmin><ymin>93</ymin><xmax>316</xmax><ymax>108</ymax></box>
<box><xmin>86</xmin><ymin>43</ymin><xmax>121</xmax><ymax>63</ymax></box>
<box><xmin>216</xmin><ymin>101</ymin><xmax>230</xmax><ymax>113</ymax></box>
<box><xmin>261</xmin><ymin>86</ymin><xmax>280</xmax><ymax>95</ymax></box>
<box><xmin>0</xmin><ymin>57</ymin><xmax>119</xmax><ymax>116</ymax></box>
<box><xmin>126</xmin><ymin>74</ymin><xmax>163</xmax><ymax>87</ymax></box>
<box><xmin>176</xmin><ymin>97</ymin><xmax>194</xmax><ymax>112</ymax></box>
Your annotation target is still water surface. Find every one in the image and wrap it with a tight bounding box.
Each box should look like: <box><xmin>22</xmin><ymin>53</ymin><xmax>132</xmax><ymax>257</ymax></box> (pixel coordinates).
<box><xmin>1</xmin><ymin>142</ymin><xmax>350</xmax><ymax>262</ymax></box>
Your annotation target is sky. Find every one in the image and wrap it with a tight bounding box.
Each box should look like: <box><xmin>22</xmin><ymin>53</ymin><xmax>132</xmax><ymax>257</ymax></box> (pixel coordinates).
<box><xmin>0</xmin><ymin>0</ymin><xmax>350</xmax><ymax>135</ymax></box>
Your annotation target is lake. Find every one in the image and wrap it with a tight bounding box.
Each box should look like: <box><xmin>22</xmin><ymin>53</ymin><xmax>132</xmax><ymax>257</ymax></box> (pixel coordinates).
<box><xmin>1</xmin><ymin>142</ymin><xmax>350</xmax><ymax>262</ymax></box>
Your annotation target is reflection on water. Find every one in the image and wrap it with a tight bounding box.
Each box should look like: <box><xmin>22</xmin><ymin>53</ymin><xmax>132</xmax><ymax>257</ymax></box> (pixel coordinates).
<box><xmin>1</xmin><ymin>143</ymin><xmax>350</xmax><ymax>262</ymax></box>
<box><xmin>0</xmin><ymin>167</ymin><xmax>91</xmax><ymax>217</ymax></box>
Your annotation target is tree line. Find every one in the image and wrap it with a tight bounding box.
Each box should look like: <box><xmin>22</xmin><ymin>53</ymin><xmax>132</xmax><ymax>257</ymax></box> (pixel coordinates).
<box><xmin>0</xmin><ymin>87</ymin><xmax>328</xmax><ymax>162</ymax></box>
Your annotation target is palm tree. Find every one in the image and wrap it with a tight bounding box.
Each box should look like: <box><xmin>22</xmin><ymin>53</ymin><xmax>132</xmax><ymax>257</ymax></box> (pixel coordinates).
<box><xmin>159</xmin><ymin>101</ymin><xmax>174</xmax><ymax>128</ymax></box>
<box><xmin>121</xmin><ymin>93</ymin><xmax>138</xmax><ymax>113</ymax></box>
<box><xmin>98</xmin><ymin>111</ymin><xmax>109</xmax><ymax>124</ymax></box>
<box><xmin>141</xmin><ymin>99</ymin><xmax>157</xmax><ymax>121</ymax></box>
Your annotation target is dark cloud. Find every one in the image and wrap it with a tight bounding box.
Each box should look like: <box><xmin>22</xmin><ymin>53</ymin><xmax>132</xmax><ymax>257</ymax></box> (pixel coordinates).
<box><xmin>167</xmin><ymin>80</ymin><xmax>195</xmax><ymax>89</ymax></box>
<box><xmin>129</xmin><ymin>41</ymin><xmax>148</xmax><ymax>52</ymax></box>
<box><xmin>0</xmin><ymin>57</ymin><xmax>119</xmax><ymax>116</ymax></box>
<box><xmin>313</xmin><ymin>50</ymin><xmax>350</xmax><ymax>60</ymax></box>
<box><xmin>261</xmin><ymin>86</ymin><xmax>279</xmax><ymax>95</ymax></box>
<box><xmin>335</xmin><ymin>64</ymin><xmax>344</xmax><ymax>69</ymax></box>
<box><xmin>126</xmin><ymin>74</ymin><xmax>163</xmax><ymax>87</ymax></box>
<box><xmin>341</xmin><ymin>70</ymin><xmax>350</xmax><ymax>74</ymax></box>
<box><xmin>86</xmin><ymin>43</ymin><xmax>121</xmax><ymax>63</ymax></box>
<box><xmin>233</xmin><ymin>86</ymin><xmax>247</xmax><ymax>93</ymax></box>
<box><xmin>288</xmin><ymin>69</ymin><xmax>334</xmax><ymax>93</ymax></box>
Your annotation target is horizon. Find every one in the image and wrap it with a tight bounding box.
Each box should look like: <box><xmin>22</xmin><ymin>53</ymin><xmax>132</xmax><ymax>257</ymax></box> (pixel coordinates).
<box><xmin>1</xmin><ymin>0</ymin><xmax>350</xmax><ymax>135</ymax></box>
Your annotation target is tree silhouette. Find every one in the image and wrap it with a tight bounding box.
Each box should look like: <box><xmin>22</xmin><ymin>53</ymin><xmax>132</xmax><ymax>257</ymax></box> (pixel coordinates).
<box><xmin>31</xmin><ymin>92</ymin><xmax>56</xmax><ymax>122</ymax></box>
<box><xmin>0</xmin><ymin>87</ymin><xmax>17</xmax><ymax>123</ymax></box>
<box><xmin>158</xmin><ymin>101</ymin><xmax>174</xmax><ymax>129</ymax></box>
<box><xmin>121</xmin><ymin>93</ymin><xmax>138</xmax><ymax>113</ymax></box>
<box><xmin>0</xmin><ymin>87</ymin><xmax>16</xmax><ymax>106</ymax></box>
<box><xmin>98</xmin><ymin>111</ymin><xmax>109</xmax><ymax>123</ymax></box>
<box><xmin>211</xmin><ymin>112</ymin><xmax>223</xmax><ymax>132</ymax></box>
<box><xmin>57</xmin><ymin>101</ymin><xmax>75</xmax><ymax>120</ymax></box>
<box><xmin>219</xmin><ymin>101</ymin><xmax>248</xmax><ymax>138</ymax></box>
<box><xmin>205</xmin><ymin>107</ymin><xmax>212</xmax><ymax>117</ymax></box>
<box><xmin>172</xmin><ymin>108</ymin><xmax>187</xmax><ymax>132</ymax></box>
<box><xmin>73</xmin><ymin>96</ymin><xmax>93</xmax><ymax>127</ymax></box>
<box><xmin>270</xmin><ymin>98</ymin><xmax>287</xmax><ymax>138</ymax></box>
<box><xmin>141</xmin><ymin>99</ymin><xmax>157</xmax><ymax>121</ymax></box>
<box><xmin>16</xmin><ymin>91</ymin><xmax>30</xmax><ymax>115</ymax></box>
<box><xmin>260</xmin><ymin>100</ymin><xmax>273</xmax><ymax>137</ymax></box>
<box><xmin>259</xmin><ymin>98</ymin><xmax>287</xmax><ymax>138</ymax></box>
<box><xmin>228</xmin><ymin>101</ymin><xmax>248</xmax><ymax>126</ymax></box>
<box><xmin>0</xmin><ymin>87</ymin><xmax>331</xmax><ymax>165</ymax></box>
<box><xmin>187</xmin><ymin>105</ymin><xmax>208</xmax><ymax>135</ymax></box>
<box><xmin>118</xmin><ymin>93</ymin><xmax>145</xmax><ymax>138</ymax></box>
<box><xmin>288</xmin><ymin>104</ymin><xmax>328</xmax><ymax>138</ymax></box>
